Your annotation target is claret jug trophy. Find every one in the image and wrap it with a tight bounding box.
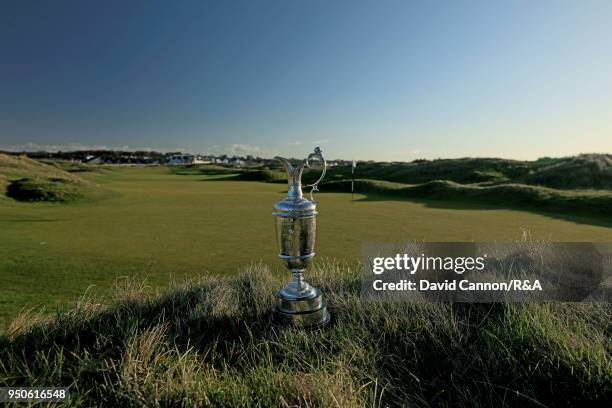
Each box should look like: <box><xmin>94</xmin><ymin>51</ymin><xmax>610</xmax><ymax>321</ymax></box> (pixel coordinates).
<box><xmin>273</xmin><ymin>147</ymin><xmax>330</xmax><ymax>326</ymax></box>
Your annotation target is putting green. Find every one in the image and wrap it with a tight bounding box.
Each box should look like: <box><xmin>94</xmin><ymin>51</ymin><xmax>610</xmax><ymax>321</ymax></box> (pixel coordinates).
<box><xmin>1</xmin><ymin>166</ymin><xmax>611</xmax><ymax>330</ymax></box>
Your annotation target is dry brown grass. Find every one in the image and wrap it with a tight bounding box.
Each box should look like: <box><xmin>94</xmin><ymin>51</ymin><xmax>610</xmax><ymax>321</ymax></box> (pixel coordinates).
<box><xmin>0</xmin><ymin>153</ymin><xmax>83</xmax><ymax>182</ymax></box>
<box><xmin>0</xmin><ymin>154</ymin><xmax>94</xmax><ymax>202</ymax></box>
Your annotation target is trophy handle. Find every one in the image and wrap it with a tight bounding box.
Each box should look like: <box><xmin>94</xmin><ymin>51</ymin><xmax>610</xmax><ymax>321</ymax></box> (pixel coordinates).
<box><xmin>304</xmin><ymin>147</ymin><xmax>326</xmax><ymax>201</ymax></box>
<box><xmin>275</xmin><ymin>147</ymin><xmax>326</xmax><ymax>201</ymax></box>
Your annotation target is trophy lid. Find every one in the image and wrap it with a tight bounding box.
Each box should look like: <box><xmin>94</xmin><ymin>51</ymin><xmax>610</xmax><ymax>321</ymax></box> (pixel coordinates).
<box><xmin>273</xmin><ymin>147</ymin><xmax>326</xmax><ymax>217</ymax></box>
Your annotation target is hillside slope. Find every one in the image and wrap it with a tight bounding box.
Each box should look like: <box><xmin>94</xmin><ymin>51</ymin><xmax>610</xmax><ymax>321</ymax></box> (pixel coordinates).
<box><xmin>179</xmin><ymin>153</ymin><xmax>612</xmax><ymax>191</ymax></box>
<box><xmin>323</xmin><ymin>179</ymin><xmax>612</xmax><ymax>217</ymax></box>
<box><xmin>0</xmin><ymin>153</ymin><xmax>88</xmax><ymax>202</ymax></box>
<box><xmin>177</xmin><ymin>154</ymin><xmax>612</xmax><ymax>218</ymax></box>
<box><xmin>0</xmin><ymin>153</ymin><xmax>83</xmax><ymax>181</ymax></box>
<box><xmin>522</xmin><ymin>154</ymin><xmax>612</xmax><ymax>190</ymax></box>
<box><xmin>304</xmin><ymin>154</ymin><xmax>612</xmax><ymax>190</ymax></box>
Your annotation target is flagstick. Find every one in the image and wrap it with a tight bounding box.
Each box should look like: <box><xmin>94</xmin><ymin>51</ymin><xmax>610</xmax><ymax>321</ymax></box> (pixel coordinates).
<box><xmin>351</xmin><ymin>159</ymin><xmax>355</xmax><ymax>202</ymax></box>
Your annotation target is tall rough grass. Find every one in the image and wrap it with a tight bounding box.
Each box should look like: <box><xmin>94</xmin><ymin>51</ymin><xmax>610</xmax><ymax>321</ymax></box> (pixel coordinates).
<box><xmin>1</xmin><ymin>262</ymin><xmax>610</xmax><ymax>407</ymax></box>
<box><xmin>0</xmin><ymin>153</ymin><xmax>90</xmax><ymax>202</ymax></box>
<box><xmin>0</xmin><ymin>154</ymin><xmax>83</xmax><ymax>182</ymax></box>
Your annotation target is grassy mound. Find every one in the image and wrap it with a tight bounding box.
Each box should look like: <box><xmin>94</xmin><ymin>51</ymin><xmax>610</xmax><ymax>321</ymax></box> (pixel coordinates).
<box><xmin>0</xmin><ymin>174</ymin><xmax>7</xmax><ymax>197</ymax></box>
<box><xmin>168</xmin><ymin>164</ymin><xmax>245</xmax><ymax>176</ymax></box>
<box><xmin>1</xmin><ymin>263</ymin><xmax>609</xmax><ymax>407</ymax></box>
<box><xmin>302</xmin><ymin>154</ymin><xmax>612</xmax><ymax>190</ymax></box>
<box><xmin>169</xmin><ymin>156</ymin><xmax>612</xmax><ymax>217</ymax></box>
<box><xmin>0</xmin><ymin>153</ymin><xmax>84</xmax><ymax>181</ymax></box>
<box><xmin>320</xmin><ymin>158</ymin><xmax>527</xmax><ymax>185</ymax></box>
<box><xmin>235</xmin><ymin>169</ymin><xmax>286</xmax><ymax>183</ymax></box>
<box><xmin>168</xmin><ymin>164</ymin><xmax>288</xmax><ymax>183</ymax></box>
<box><xmin>0</xmin><ymin>153</ymin><xmax>91</xmax><ymax>203</ymax></box>
<box><xmin>6</xmin><ymin>177</ymin><xmax>84</xmax><ymax>202</ymax></box>
<box><xmin>40</xmin><ymin>159</ymin><xmax>106</xmax><ymax>174</ymax></box>
<box><xmin>324</xmin><ymin>179</ymin><xmax>612</xmax><ymax>217</ymax></box>
<box><xmin>169</xmin><ymin>154</ymin><xmax>612</xmax><ymax>191</ymax></box>
<box><xmin>523</xmin><ymin>154</ymin><xmax>612</xmax><ymax>190</ymax></box>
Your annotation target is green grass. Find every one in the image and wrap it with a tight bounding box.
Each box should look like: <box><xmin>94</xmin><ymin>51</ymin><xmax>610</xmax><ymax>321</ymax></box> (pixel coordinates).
<box><xmin>1</xmin><ymin>263</ymin><xmax>609</xmax><ymax>407</ymax></box>
<box><xmin>1</xmin><ymin>166</ymin><xmax>612</xmax><ymax>331</ymax></box>
<box><xmin>323</xmin><ymin>179</ymin><xmax>612</xmax><ymax>217</ymax></box>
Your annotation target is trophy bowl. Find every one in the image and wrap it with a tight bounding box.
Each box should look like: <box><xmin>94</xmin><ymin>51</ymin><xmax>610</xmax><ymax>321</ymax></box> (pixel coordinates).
<box><xmin>275</xmin><ymin>205</ymin><xmax>316</xmax><ymax>270</ymax></box>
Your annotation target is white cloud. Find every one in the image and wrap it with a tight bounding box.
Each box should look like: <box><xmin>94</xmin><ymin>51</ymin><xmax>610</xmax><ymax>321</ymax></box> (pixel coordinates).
<box><xmin>1</xmin><ymin>142</ymin><xmax>114</xmax><ymax>152</ymax></box>
<box><xmin>312</xmin><ymin>139</ymin><xmax>331</xmax><ymax>145</ymax></box>
<box><xmin>0</xmin><ymin>141</ymin><xmax>326</xmax><ymax>159</ymax></box>
<box><xmin>229</xmin><ymin>144</ymin><xmax>262</xmax><ymax>155</ymax></box>
<box><xmin>1</xmin><ymin>142</ymin><xmax>181</xmax><ymax>153</ymax></box>
<box><xmin>206</xmin><ymin>144</ymin><xmax>275</xmax><ymax>157</ymax></box>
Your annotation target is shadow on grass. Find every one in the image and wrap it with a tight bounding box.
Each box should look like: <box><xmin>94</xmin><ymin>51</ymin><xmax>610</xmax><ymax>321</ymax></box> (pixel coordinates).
<box><xmin>196</xmin><ymin>173</ymin><xmax>244</xmax><ymax>181</ymax></box>
<box><xmin>5</xmin><ymin>218</ymin><xmax>65</xmax><ymax>223</ymax></box>
<box><xmin>350</xmin><ymin>193</ymin><xmax>612</xmax><ymax>230</ymax></box>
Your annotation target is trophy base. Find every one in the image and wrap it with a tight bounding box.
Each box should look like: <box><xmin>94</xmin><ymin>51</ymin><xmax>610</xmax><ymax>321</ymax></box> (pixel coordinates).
<box><xmin>275</xmin><ymin>288</ymin><xmax>330</xmax><ymax>327</ymax></box>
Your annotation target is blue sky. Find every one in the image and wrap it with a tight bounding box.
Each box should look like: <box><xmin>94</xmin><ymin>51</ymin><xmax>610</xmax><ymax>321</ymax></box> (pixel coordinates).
<box><xmin>1</xmin><ymin>0</ymin><xmax>611</xmax><ymax>160</ymax></box>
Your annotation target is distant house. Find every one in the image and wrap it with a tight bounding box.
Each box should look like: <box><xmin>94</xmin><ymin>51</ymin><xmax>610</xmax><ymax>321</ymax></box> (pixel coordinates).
<box><xmin>167</xmin><ymin>154</ymin><xmax>209</xmax><ymax>165</ymax></box>
<box><xmin>230</xmin><ymin>158</ymin><xmax>245</xmax><ymax>166</ymax></box>
<box><xmin>84</xmin><ymin>156</ymin><xmax>103</xmax><ymax>164</ymax></box>
<box><xmin>168</xmin><ymin>154</ymin><xmax>193</xmax><ymax>165</ymax></box>
<box><xmin>195</xmin><ymin>155</ymin><xmax>212</xmax><ymax>164</ymax></box>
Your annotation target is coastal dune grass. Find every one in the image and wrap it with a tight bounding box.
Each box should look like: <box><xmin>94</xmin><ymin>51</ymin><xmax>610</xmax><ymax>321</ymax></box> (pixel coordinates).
<box><xmin>1</xmin><ymin>262</ymin><xmax>609</xmax><ymax>407</ymax></box>
<box><xmin>0</xmin><ymin>153</ymin><xmax>94</xmax><ymax>203</ymax></box>
<box><xmin>322</xmin><ymin>179</ymin><xmax>612</xmax><ymax>217</ymax></box>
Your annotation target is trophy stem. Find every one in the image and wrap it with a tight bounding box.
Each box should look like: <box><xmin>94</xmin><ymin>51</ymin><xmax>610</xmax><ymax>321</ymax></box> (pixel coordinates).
<box><xmin>292</xmin><ymin>269</ymin><xmax>305</xmax><ymax>291</ymax></box>
<box><xmin>275</xmin><ymin>266</ymin><xmax>330</xmax><ymax>326</ymax></box>
<box><xmin>278</xmin><ymin>268</ymin><xmax>316</xmax><ymax>300</ymax></box>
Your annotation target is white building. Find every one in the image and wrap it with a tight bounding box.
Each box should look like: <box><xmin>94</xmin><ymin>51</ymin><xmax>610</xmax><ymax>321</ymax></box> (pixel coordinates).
<box><xmin>167</xmin><ymin>154</ymin><xmax>209</xmax><ymax>165</ymax></box>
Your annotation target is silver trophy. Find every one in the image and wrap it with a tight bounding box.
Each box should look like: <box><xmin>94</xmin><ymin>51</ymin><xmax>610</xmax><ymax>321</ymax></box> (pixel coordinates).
<box><xmin>273</xmin><ymin>147</ymin><xmax>330</xmax><ymax>326</ymax></box>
